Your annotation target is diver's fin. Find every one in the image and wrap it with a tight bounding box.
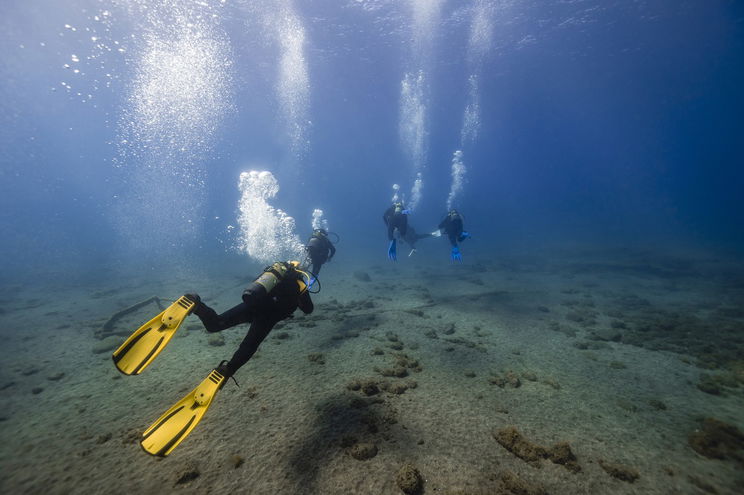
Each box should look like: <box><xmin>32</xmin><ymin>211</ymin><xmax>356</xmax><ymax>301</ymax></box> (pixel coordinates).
<box><xmin>112</xmin><ymin>295</ymin><xmax>198</xmax><ymax>375</ymax></box>
<box><xmin>141</xmin><ymin>368</ymin><xmax>225</xmax><ymax>457</ymax></box>
<box><xmin>430</xmin><ymin>230</ymin><xmax>442</xmax><ymax>237</ymax></box>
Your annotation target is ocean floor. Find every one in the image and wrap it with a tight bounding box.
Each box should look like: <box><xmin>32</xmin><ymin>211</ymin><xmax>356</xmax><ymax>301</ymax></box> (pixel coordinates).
<box><xmin>1</xmin><ymin>247</ymin><xmax>743</xmax><ymax>494</ymax></box>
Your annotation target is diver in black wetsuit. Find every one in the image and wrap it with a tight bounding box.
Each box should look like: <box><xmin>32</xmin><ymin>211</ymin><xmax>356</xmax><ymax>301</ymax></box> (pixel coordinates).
<box><xmin>305</xmin><ymin>229</ymin><xmax>336</xmax><ymax>277</ymax></box>
<box><xmin>187</xmin><ymin>261</ymin><xmax>313</xmax><ymax>378</ymax></box>
<box><xmin>438</xmin><ymin>209</ymin><xmax>471</xmax><ymax>262</ymax></box>
<box><xmin>383</xmin><ymin>201</ymin><xmax>409</xmax><ymax>261</ymax></box>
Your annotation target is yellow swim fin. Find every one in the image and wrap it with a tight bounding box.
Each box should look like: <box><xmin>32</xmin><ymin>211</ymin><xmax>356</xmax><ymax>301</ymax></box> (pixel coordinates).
<box><xmin>140</xmin><ymin>368</ymin><xmax>226</xmax><ymax>457</ymax></box>
<box><xmin>112</xmin><ymin>295</ymin><xmax>198</xmax><ymax>375</ymax></box>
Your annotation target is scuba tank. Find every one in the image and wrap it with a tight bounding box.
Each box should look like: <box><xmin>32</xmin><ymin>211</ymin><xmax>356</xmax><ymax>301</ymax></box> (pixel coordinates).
<box><xmin>308</xmin><ymin>229</ymin><xmax>326</xmax><ymax>248</ymax></box>
<box><xmin>242</xmin><ymin>261</ymin><xmax>309</xmax><ymax>307</ymax></box>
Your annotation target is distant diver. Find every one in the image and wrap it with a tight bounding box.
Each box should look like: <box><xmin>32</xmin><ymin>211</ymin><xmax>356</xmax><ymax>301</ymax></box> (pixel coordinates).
<box><xmin>305</xmin><ymin>228</ymin><xmax>336</xmax><ymax>283</ymax></box>
<box><xmin>112</xmin><ymin>260</ymin><xmax>314</xmax><ymax>456</ymax></box>
<box><xmin>383</xmin><ymin>201</ymin><xmax>410</xmax><ymax>261</ymax></box>
<box><xmin>437</xmin><ymin>209</ymin><xmax>471</xmax><ymax>262</ymax></box>
<box><xmin>400</xmin><ymin>225</ymin><xmax>434</xmax><ymax>257</ymax></box>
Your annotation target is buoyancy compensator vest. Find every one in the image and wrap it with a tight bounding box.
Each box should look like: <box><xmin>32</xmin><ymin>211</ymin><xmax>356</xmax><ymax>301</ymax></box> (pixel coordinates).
<box><xmin>242</xmin><ymin>261</ymin><xmax>309</xmax><ymax>306</ymax></box>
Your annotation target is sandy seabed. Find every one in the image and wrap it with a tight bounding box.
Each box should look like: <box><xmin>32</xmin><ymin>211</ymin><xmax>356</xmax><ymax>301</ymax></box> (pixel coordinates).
<box><xmin>1</xmin><ymin>247</ymin><xmax>743</xmax><ymax>494</ymax></box>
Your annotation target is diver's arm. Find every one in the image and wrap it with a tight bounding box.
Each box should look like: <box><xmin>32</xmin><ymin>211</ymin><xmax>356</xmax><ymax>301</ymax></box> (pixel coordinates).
<box><xmin>328</xmin><ymin>240</ymin><xmax>336</xmax><ymax>259</ymax></box>
<box><xmin>383</xmin><ymin>207</ymin><xmax>394</xmax><ymax>225</ymax></box>
<box><xmin>298</xmin><ymin>291</ymin><xmax>314</xmax><ymax>314</ymax></box>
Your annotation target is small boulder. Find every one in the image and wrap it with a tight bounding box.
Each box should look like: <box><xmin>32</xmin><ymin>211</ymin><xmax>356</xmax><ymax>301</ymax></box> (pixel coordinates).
<box><xmin>207</xmin><ymin>334</ymin><xmax>225</xmax><ymax>347</ymax></box>
<box><xmin>498</xmin><ymin>470</ymin><xmax>546</xmax><ymax>495</ymax></box>
<box><xmin>307</xmin><ymin>352</ymin><xmax>325</xmax><ymax>365</ymax></box>
<box><xmin>388</xmin><ymin>382</ymin><xmax>408</xmax><ymax>395</ymax></box>
<box><xmin>361</xmin><ymin>380</ymin><xmax>380</xmax><ymax>396</ymax></box>
<box><xmin>688</xmin><ymin>417</ymin><xmax>744</xmax><ymax>462</ymax></box>
<box><xmin>548</xmin><ymin>441</ymin><xmax>581</xmax><ymax>473</ymax></box>
<box><xmin>348</xmin><ymin>442</ymin><xmax>377</xmax><ymax>460</ymax></box>
<box><xmin>395</xmin><ymin>463</ymin><xmax>423</xmax><ymax>494</ymax></box>
<box><xmin>598</xmin><ymin>459</ymin><xmax>639</xmax><ymax>482</ymax></box>
<box><xmin>493</xmin><ymin>426</ymin><xmax>547</xmax><ymax>462</ymax></box>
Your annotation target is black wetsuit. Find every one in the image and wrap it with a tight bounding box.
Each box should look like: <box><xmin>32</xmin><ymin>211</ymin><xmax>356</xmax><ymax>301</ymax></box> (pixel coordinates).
<box><xmin>439</xmin><ymin>213</ymin><xmax>464</xmax><ymax>247</ymax></box>
<box><xmin>383</xmin><ymin>206</ymin><xmax>408</xmax><ymax>240</ymax></box>
<box><xmin>305</xmin><ymin>233</ymin><xmax>335</xmax><ymax>276</ymax></box>
<box><xmin>192</xmin><ymin>274</ymin><xmax>313</xmax><ymax>377</ymax></box>
<box><xmin>401</xmin><ymin>225</ymin><xmax>432</xmax><ymax>250</ymax></box>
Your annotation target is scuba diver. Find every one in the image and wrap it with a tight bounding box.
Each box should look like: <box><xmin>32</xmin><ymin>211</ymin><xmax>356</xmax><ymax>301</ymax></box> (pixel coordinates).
<box><xmin>305</xmin><ymin>228</ymin><xmax>336</xmax><ymax>278</ymax></box>
<box><xmin>383</xmin><ymin>201</ymin><xmax>410</xmax><ymax>261</ymax></box>
<box><xmin>437</xmin><ymin>209</ymin><xmax>471</xmax><ymax>262</ymax></box>
<box><xmin>111</xmin><ymin>260</ymin><xmax>314</xmax><ymax>457</ymax></box>
<box><xmin>400</xmin><ymin>225</ymin><xmax>433</xmax><ymax>257</ymax></box>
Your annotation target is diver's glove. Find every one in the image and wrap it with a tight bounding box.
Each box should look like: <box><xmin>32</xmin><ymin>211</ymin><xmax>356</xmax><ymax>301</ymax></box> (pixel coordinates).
<box><xmin>388</xmin><ymin>239</ymin><xmax>397</xmax><ymax>261</ymax></box>
<box><xmin>458</xmin><ymin>231</ymin><xmax>471</xmax><ymax>242</ymax></box>
<box><xmin>400</xmin><ymin>209</ymin><xmax>411</xmax><ymax>215</ymax></box>
<box><xmin>451</xmin><ymin>246</ymin><xmax>462</xmax><ymax>262</ymax></box>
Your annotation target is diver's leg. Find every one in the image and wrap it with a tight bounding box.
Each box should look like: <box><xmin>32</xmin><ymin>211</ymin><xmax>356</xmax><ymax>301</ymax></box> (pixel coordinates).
<box><xmin>223</xmin><ymin>315</ymin><xmax>276</xmax><ymax>375</ymax></box>
<box><xmin>312</xmin><ymin>263</ymin><xmax>322</xmax><ymax>276</ymax></box>
<box><xmin>194</xmin><ymin>301</ymin><xmax>252</xmax><ymax>333</ymax></box>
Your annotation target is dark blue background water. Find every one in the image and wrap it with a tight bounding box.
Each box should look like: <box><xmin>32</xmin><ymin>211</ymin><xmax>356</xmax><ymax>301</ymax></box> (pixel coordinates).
<box><xmin>1</xmin><ymin>0</ymin><xmax>743</xmax><ymax>282</ymax></box>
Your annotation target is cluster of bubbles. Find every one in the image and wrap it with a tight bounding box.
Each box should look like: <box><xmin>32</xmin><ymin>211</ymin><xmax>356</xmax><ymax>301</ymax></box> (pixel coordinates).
<box><xmin>109</xmin><ymin>0</ymin><xmax>234</xmax><ymax>250</ymax></box>
<box><xmin>467</xmin><ymin>0</ymin><xmax>495</xmax><ymax>67</ymax></box>
<box><xmin>391</xmin><ymin>183</ymin><xmax>401</xmax><ymax>202</ymax></box>
<box><xmin>460</xmin><ymin>0</ymin><xmax>494</xmax><ymax>147</ymax></box>
<box><xmin>56</xmin><ymin>10</ymin><xmax>123</xmax><ymax>104</ymax></box>
<box><xmin>120</xmin><ymin>30</ymin><xmax>233</xmax><ymax>165</ymax></box>
<box><xmin>240</xmin><ymin>0</ymin><xmax>311</xmax><ymax>163</ymax></box>
<box><xmin>399</xmin><ymin>71</ymin><xmax>427</xmax><ymax>172</ymax></box>
<box><xmin>447</xmin><ymin>150</ymin><xmax>466</xmax><ymax>211</ymax></box>
<box><xmin>444</xmin><ymin>0</ymin><xmax>494</xmax><ymax>211</ymax></box>
<box><xmin>117</xmin><ymin>0</ymin><xmax>234</xmax><ymax>166</ymax></box>
<box><xmin>410</xmin><ymin>0</ymin><xmax>445</xmax><ymax>62</ymax></box>
<box><xmin>273</xmin><ymin>1</ymin><xmax>311</xmax><ymax>160</ymax></box>
<box><xmin>235</xmin><ymin>171</ymin><xmax>305</xmax><ymax>264</ymax></box>
<box><xmin>397</xmin><ymin>0</ymin><xmax>444</xmax><ymax>212</ymax></box>
<box><xmin>56</xmin><ymin>0</ymin><xmax>317</xmax><ymax>256</ymax></box>
<box><xmin>399</xmin><ymin>71</ymin><xmax>427</xmax><ymax>210</ymax></box>
<box><xmin>312</xmin><ymin>208</ymin><xmax>328</xmax><ymax>232</ymax></box>
<box><xmin>461</xmin><ymin>74</ymin><xmax>480</xmax><ymax>145</ymax></box>
<box><xmin>410</xmin><ymin>172</ymin><xmax>423</xmax><ymax>212</ymax></box>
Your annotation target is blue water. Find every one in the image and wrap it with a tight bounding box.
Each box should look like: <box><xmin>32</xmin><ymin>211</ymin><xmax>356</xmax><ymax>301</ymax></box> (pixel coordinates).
<box><xmin>1</xmin><ymin>0</ymin><xmax>743</xmax><ymax>282</ymax></box>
